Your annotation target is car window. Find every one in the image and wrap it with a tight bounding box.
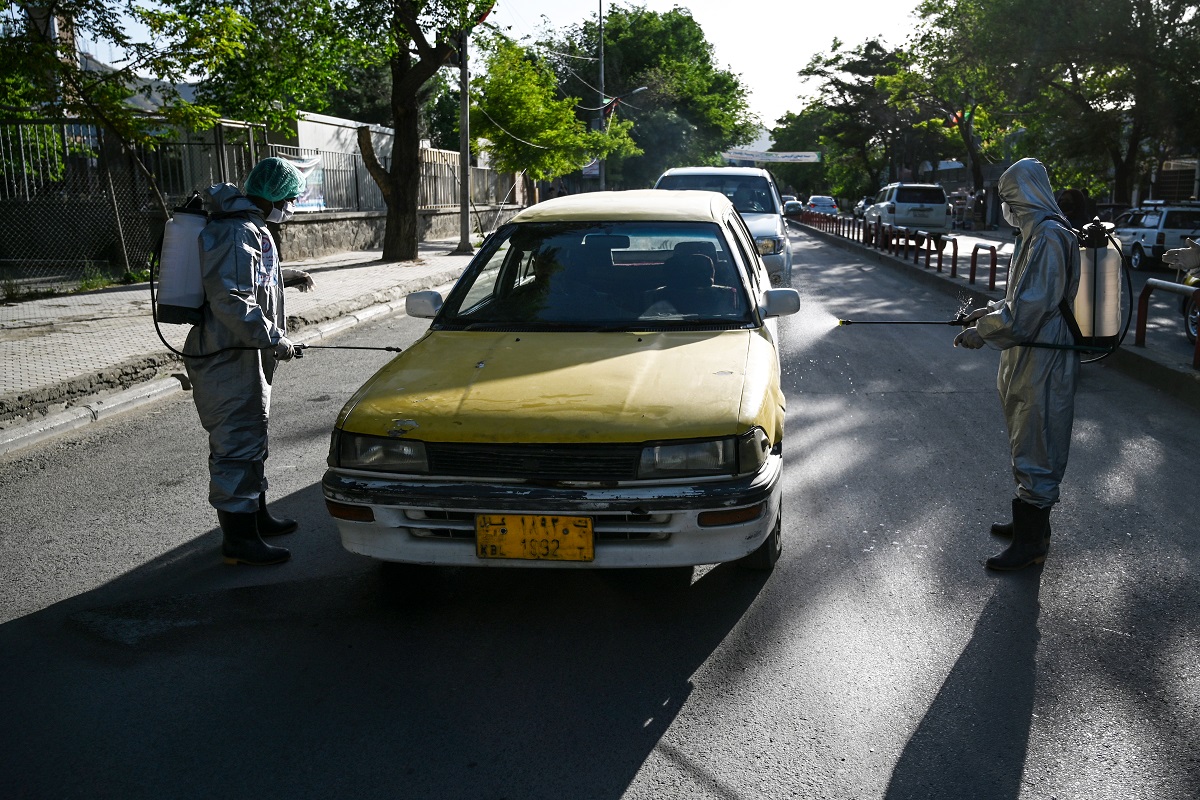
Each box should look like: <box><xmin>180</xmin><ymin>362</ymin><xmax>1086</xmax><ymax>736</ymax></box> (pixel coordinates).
<box><xmin>1164</xmin><ymin>210</ymin><xmax>1200</xmax><ymax>229</ymax></box>
<box><xmin>895</xmin><ymin>186</ymin><xmax>946</xmax><ymax>204</ymax></box>
<box><xmin>436</xmin><ymin>221</ymin><xmax>756</xmax><ymax>331</ymax></box>
<box><xmin>1140</xmin><ymin>212</ymin><xmax>1162</xmax><ymax>228</ymax></box>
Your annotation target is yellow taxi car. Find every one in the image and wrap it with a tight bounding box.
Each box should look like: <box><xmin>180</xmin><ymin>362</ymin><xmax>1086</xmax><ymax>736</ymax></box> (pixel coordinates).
<box><xmin>322</xmin><ymin>189</ymin><xmax>800</xmax><ymax>574</ymax></box>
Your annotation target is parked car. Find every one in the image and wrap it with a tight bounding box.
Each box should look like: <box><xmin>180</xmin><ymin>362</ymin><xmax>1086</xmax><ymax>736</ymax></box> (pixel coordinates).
<box><xmin>654</xmin><ymin>166</ymin><xmax>793</xmax><ymax>285</ymax></box>
<box><xmin>1112</xmin><ymin>201</ymin><xmax>1200</xmax><ymax>270</ymax></box>
<box><xmin>863</xmin><ymin>182</ymin><xmax>952</xmax><ymax>236</ymax></box>
<box><xmin>780</xmin><ymin>194</ymin><xmax>797</xmax><ymax>204</ymax></box>
<box><xmin>783</xmin><ymin>200</ymin><xmax>805</xmax><ymax>221</ymax></box>
<box><xmin>806</xmin><ymin>195</ymin><xmax>839</xmax><ymax>215</ymax></box>
<box><xmin>323</xmin><ymin>189</ymin><xmax>801</xmax><ymax>578</ymax></box>
<box><xmin>852</xmin><ymin>196</ymin><xmax>872</xmax><ymax>219</ymax></box>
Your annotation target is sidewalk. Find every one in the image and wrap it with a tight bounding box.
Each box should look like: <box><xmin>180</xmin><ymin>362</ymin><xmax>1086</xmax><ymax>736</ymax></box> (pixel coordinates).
<box><xmin>797</xmin><ymin>220</ymin><xmax>1200</xmax><ymax>410</ymax></box>
<box><xmin>1</xmin><ymin>240</ymin><xmax>475</xmax><ymax>455</ymax></box>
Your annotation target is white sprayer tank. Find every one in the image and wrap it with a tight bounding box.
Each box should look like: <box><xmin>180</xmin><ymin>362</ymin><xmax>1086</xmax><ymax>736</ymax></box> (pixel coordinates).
<box><xmin>156</xmin><ymin>208</ymin><xmax>207</xmax><ymax>323</ymax></box>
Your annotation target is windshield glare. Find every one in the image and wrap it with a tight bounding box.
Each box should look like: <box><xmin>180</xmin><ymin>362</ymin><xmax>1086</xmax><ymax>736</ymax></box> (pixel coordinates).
<box><xmin>437</xmin><ymin>221</ymin><xmax>755</xmax><ymax>330</ymax></box>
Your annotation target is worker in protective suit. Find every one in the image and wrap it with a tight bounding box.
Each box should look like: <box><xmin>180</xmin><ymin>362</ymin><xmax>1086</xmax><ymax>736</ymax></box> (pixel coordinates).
<box><xmin>183</xmin><ymin>156</ymin><xmax>314</xmax><ymax>566</ymax></box>
<box><xmin>953</xmin><ymin>158</ymin><xmax>1081</xmax><ymax>570</ymax></box>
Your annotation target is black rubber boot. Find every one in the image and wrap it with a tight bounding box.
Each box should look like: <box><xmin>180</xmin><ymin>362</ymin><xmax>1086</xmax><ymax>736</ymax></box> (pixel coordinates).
<box><xmin>257</xmin><ymin>494</ymin><xmax>298</xmax><ymax>537</ymax></box>
<box><xmin>990</xmin><ymin>497</ymin><xmax>1051</xmax><ymax>543</ymax></box>
<box><xmin>219</xmin><ymin>510</ymin><xmax>290</xmax><ymax>566</ymax></box>
<box><xmin>985</xmin><ymin>500</ymin><xmax>1049</xmax><ymax>571</ymax></box>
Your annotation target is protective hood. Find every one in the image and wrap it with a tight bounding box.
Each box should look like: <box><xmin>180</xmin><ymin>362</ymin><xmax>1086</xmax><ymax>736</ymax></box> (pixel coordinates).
<box><xmin>997</xmin><ymin>158</ymin><xmax>1067</xmax><ymax>237</ymax></box>
<box><xmin>204</xmin><ymin>182</ymin><xmax>262</xmax><ymax>217</ymax></box>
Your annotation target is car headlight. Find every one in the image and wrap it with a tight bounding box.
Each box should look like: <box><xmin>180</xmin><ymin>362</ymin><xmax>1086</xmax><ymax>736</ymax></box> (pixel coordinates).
<box><xmin>330</xmin><ymin>430</ymin><xmax>428</xmax><ymax>473</ymax></box>
<box><xmin>756</xmin><ymin>236</ymin><xmax>785</xmax><ymax>256</ymax></box>
<box><xmin>638</xmin><ymin>429</ymin><xmax>770</xmax><ymax>479</ymax></box>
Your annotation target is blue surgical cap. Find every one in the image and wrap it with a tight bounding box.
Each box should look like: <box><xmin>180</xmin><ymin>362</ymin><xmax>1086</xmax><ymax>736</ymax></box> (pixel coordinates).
<box><xmin>244</xmin><ymin>157</ymin><xmax>305</xmax><ymax>202</ymax></box>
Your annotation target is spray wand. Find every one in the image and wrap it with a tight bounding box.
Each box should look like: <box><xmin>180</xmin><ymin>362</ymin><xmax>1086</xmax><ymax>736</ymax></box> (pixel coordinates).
<box><xmin>293</xmin><ymin>344</ymin><xmax>402</xmax><ymax>358</ymax></box>
<box><xmin>838</xmin><ymin>313</ymin><xmax>972</xmax><ymax>327</ymax></box>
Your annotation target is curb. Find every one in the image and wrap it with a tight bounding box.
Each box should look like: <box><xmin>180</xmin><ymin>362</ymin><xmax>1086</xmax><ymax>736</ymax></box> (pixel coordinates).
<box><xmin>0</xmin><ymin>267</ymin><xmax>464</xmax><ymax>458</ymax></box>
<box><xmin>798</xmin><ymin>222</ymin><xmax>1200</xmax><ymax>411</ymax></box>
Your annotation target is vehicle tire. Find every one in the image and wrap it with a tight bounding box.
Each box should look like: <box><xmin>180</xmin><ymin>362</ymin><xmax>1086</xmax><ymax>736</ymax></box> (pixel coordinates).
<box><xmin>1130</xmin><ymin>245</ymin><xmax>1148</xmax><ymax>271</ymax></box>
<box><xmin>737</xmin><ymin>509</ymin><xmax>781</xmax><ymax>571</ymax></box>
<box><xmin>1185</xmin><ymin>298</ymin><xmax>1198</xmax><ymax>344</ymax></box>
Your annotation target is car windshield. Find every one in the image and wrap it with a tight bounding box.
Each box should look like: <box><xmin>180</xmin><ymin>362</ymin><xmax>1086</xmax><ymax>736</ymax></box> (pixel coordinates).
<box><xmin>895</xmin><ymin>187</ymin><xmax>946</xmax><ymax>204</ymax></box>
<box><xmin>657</xmin><ymin>174</ymin><xmax>778</xmax><ymax>214</ymax></box>
<box><xmin>435</xmin><ymin>221</ymin><xmax>756</xmax><ymax>332</ymax></box>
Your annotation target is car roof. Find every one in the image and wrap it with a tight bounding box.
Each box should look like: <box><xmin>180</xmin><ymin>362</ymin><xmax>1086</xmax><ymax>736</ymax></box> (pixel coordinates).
<box><xmin>511</xmin><ymin>189</ymin><xmax>732</xmax><ymax>224</ymax></box>
<box><xmin>659</xmin><ymin>166</ymin><xmax>773</xmax><ymax>178</ymax></box>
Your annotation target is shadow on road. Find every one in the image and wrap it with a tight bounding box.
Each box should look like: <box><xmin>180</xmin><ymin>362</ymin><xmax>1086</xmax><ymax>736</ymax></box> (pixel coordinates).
<box><xmin>0</xmin><ymin>482</ymin><xmax>770</xmax><ymax>800</ymax></box>
<box><xmin>885</xmin><ymin>569</ymin><xmax>1042</xmax><ymax>800</ymax></box>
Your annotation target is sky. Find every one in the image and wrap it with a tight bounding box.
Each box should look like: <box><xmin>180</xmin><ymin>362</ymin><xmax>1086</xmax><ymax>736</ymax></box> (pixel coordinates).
<box><xmin>490</xmin><ymin>0</ymin><xmax>927</xmax><ymax>126</ymax></box>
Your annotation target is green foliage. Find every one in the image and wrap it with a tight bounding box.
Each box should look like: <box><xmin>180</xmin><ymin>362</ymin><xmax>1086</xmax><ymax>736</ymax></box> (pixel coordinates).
<box><xmin>470</xmin><ymin>32</ymin><xmax>637</xmax><ymax>180</ymax></box>
<box><xmin>538</xmin><ymin>5</ymin><xmax>756</xmax><ymax>188</ymax></box>
<box><xmin>170</xmin><ymin>0</ymin><xmax>362</xmax><ymax>131</ymax></box>
<box><xmin>0</xmin><ymin>2</ymin><xmax>248</xmax><ymax>141</ymax></box>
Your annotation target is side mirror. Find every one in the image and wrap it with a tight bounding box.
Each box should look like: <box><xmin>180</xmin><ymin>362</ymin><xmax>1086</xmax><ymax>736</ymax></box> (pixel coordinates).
<box><xmin>760</xmin><ymin>288</ymin><xmax>801</xmax><ymax>318</ymax></box>
<box><xmin>405</xmin><ymin>290</ymin><xmax>443</xmax><ymax>319</ymax></box>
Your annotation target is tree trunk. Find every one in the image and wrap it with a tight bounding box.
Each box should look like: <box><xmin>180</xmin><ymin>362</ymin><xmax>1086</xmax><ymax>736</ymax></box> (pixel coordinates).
<box><xmin>383</xmin><ymin>100</ymin><xmax>422</xmax><ymax>262</ymax></box>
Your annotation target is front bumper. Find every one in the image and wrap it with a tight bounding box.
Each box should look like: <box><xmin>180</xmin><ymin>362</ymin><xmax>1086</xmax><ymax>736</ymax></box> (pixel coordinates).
<box><xmin>322</xmin><ymin>454</ymin><xmax>783</xmax><ymax>568</ymax></box>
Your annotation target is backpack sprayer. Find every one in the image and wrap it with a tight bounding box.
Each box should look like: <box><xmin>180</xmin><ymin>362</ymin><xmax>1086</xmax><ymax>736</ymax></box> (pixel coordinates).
<box><xmin>151</xmin><ymin>192</ymin><xmax>403</xmax><ymax>359</ymax></box>
<box><xmin>837</xmin><ymin>218</ymin><xmax>1132</xmax><ymax>363</ymax></box>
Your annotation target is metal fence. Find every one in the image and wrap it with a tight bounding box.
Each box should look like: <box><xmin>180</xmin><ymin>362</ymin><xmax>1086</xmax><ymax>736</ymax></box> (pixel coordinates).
<box><xmin>0</xmin><ymin>117</ymin><xmax>511</xmax><ymax>300</ymax></box>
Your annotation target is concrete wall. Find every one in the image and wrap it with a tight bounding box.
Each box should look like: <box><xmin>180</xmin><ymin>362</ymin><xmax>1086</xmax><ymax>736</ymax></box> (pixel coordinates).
<box><xmin>274</xmin><ymin>205</ymin><xmax>524</xmax><ymax>260</ymax></box>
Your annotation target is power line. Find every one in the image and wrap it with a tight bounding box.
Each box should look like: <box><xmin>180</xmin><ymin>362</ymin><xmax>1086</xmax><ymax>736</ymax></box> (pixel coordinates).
<box><xmin>474</xmin><ymin>103</ymin><xmax>549</xmax><ymax>149</ymax></box>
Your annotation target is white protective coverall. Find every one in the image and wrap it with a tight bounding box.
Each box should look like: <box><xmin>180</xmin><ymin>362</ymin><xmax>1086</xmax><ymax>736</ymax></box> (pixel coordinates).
<box><xmin>974</xmin><ymin>158</ymin><xmax>1081</xmax><ymax>508</ymax></box>
<box><xmin>183</xmin><ymin>183</ymin><xmax>289</xmax><ymax>514</ymax></box>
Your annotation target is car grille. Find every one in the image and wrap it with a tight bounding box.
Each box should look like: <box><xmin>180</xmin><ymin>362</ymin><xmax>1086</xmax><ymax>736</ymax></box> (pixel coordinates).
<box><xmin>425</xmin><ymin>442</ymin><xmax>643</xmax><ymax>482</ymax></box>
<box><xmin>406</xmin><ymin>509</ymin><xmax>671</xmax><ymax>542</ymax></box>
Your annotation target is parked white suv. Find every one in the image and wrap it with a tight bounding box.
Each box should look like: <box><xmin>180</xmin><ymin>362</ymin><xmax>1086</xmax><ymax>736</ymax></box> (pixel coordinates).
<box><xmin>655</xmin><ymin>166</ymin><xmax>793</xmax><ymax>285</ymax></box>
<box><xmin>863</xmin><ymin>182</ymin><xmax>952</xmax><ymax>236</ymax></box>
<box><xmin>1113</xmin><ymin>201</ymin><xmax>1200</xmax><ymax>270</ymax></box>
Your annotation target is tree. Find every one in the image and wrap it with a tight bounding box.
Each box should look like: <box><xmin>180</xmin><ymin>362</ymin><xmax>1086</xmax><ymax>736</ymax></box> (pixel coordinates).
<box><xmin>1</xmin><ymin>1</ymin><xmax>249</xmax><ymax>207</ymax></box>
<box><xmin>174</xmin><ymin>0</ymin><xmax>363</xmax><ymax>132</ymax></box>
<box><xmin>914</xmin><ymin>0</ymin><xmax>1197</xmax><ymax>202</ymax></box>
<box><xmin>469</xmin><ymin>30</ymin><xmax>637</xmax><ymax>181</ymax></box>
<box><xmin>774</xmin><ymin>39</ymin><xmax>926</xmax><ymax>199</ymax></box>
<box><xmin>539</xmin><ymin>5</ymin><xmax>756</xmax><ymax>188</ymax></box>
<box><xmin>189</xmin><ymin>0</ymin><xmax>496</xmax><ymax>260</ymax></box>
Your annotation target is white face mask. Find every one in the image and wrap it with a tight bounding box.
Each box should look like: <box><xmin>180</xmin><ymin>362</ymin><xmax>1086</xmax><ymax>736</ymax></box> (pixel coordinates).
<box><xmin>1001</xmin><ymin>201</ymin><xmax>1018</xmax><ymax>228</ymax></box>
<box><xmin>266</xmin><ymin>200</ymin><xmax>295</xmax><ymax>223</ymax></box>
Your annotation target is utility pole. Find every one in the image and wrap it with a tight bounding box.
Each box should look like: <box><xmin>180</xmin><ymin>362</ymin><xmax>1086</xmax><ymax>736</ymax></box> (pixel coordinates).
<box><xmin>597</xmin><ymin>0</ymin><xmax>606</xmax><ymax>191</ymax></box>
<box><xmin>453</xmin><ymin>27</ymin><xmax>473</xmax><ymax>255</ymax></box>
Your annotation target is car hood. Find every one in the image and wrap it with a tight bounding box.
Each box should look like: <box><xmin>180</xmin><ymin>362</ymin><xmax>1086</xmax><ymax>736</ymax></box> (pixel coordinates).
<box><xmin>338</xmin><ymin>330</ymin><xmax>781</xmax><ymax>444</ymax></box>
<box><xmin>740</xmin><ymin>212</ymin><xmax>785</xmax><ymax>238</ymax></box>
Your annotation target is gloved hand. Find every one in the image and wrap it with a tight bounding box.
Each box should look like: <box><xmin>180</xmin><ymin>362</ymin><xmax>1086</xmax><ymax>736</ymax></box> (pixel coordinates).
<box><xmin>953</xmin><ymin>328</ymin><xmax>985</xmax><ymax>349</ymax></box>
<box><xmin>273</xmin><ymin>337</ymin><xmax>295</xmax><ymax>361</ymax></box>
<box><xmin>1162</xmin><ymin>240</ymin><xmax>1200</xmax><ymax>270</ymax></box>
<box><xmin>961</xmin><ymin>307</ymin><xmax>989</xmax><ymax>324</ymax></box>
<box><xmin>281</xmin><ymin>268</ymin><xmax>315</xmax><ymax>292</ymax></box>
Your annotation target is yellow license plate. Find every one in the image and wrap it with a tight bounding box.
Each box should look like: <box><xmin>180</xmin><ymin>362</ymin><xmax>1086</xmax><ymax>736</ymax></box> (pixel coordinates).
<box><xmin>475</xmin><ymin>514</ymin><xmax>594</xmax><ymax>561</ymax></box>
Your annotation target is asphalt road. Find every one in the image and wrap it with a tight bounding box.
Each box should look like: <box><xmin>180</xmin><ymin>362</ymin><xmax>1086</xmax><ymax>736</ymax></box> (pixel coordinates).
<box><xmin>1</xmin><ymin>230</ymin><xmax>1197</xmax><ymax>799</ymax></box>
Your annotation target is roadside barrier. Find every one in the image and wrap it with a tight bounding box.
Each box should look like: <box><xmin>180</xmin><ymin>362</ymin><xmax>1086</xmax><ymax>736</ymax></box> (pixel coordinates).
<box><xmin>1135</xmin><ymin>278</ymin><xmax>1200</xmax><ymax>369</ymax></box>
<box><xmin>939</xmin><ymin>236</ymin><xmax>959</xmax><ymax>276</ymax></box>
<box><xmin>793</xmin><ymin>214</ymin><xmax>966</xmax><ymax>290</ymax></box>
<box><xmin>970</xmin><ymin>243</ymin><xmax>999</xmax><ymax>290</ymax></box>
